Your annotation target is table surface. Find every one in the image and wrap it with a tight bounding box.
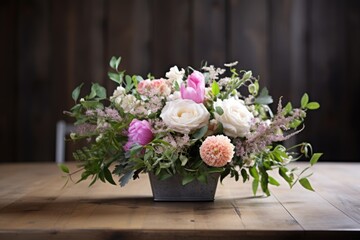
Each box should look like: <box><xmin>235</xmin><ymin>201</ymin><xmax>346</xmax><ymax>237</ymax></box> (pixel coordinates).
<box><xmin>0</xmin><ymin>162</ymin><xmax>359</xmax><ymax>240</ymax></box>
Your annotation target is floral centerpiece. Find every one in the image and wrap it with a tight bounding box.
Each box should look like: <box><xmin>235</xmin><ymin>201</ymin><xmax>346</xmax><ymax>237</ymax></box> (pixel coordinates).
<box><xmin>60</xmin><ymin>56</ymin><xmax>322</xmax><ymax>197</ymax></box>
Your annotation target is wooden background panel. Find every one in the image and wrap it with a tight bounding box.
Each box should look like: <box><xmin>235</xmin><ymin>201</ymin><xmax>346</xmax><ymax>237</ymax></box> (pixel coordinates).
<box><xmin>16</xmin><ymin>0</ymin><xmax>51</xmax><ymax>163</ymax></box>
<box><xmin>228</xmin><ymin>0</ymin><xmax>270</xmax><ymax>87</ymax></box>
<box><xmin>192</xmin><ymin>0</ymin><xmax>227</xmax><ymax>67</ymax></box>
<box><xmin>0</xmin><ymin>1</ymin><xmax>17</xmax><ymax>164</ymax></box>
<box><xmin>0</xmin><ymin>0</ymin><xmax>359</xmax><ymax>162</ymax></box>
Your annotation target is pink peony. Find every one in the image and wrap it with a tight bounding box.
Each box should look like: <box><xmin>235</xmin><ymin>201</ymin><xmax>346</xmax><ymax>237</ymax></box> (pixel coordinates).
<box><xmin>124</xmin><ymin>119</ymin><xmax>154</xmax><ymax>151</ymax></box>
<box><xmin>200</xmin><ymin>135</ymin><xmax>235</xmax><ymax>167</ymax></box>
<box><xmin>180</xmin><ymin>71</ymin><xmax>205</xmax><ymax>103</ymax></box>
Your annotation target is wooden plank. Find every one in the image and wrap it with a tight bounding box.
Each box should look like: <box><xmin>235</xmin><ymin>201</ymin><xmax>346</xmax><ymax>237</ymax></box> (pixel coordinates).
<box><xmin>219</xmin><ymin>177</ymin><xmax>302</xmax><ymax>230</ymax></box>
<box><xmin>50</xmin><ymin>0</ymin><xmax>78</xmax><ymax>162</ymax></box>
<box><xmin>267</xmin><ymin>0</ymin><xmax>292</xmax><ymax>101</ymax></box>
<box><xmin>0</xmin><ymin>1</ymin><xmax>17</xmax><ymax>163</ymax></box>
<box><xmin>344</xmin><ymin>0</ymin><xmax>360</xmax><ymax>162</ymax></box>
<box><xmin>151</xmin><ymin>0</ymin><xmax>192</xmax><ymax>76</ymax></box>
<box><xmin>307</xmin><ymin>0</ymin><xmax>348</xmax><ymax>161</ymax></box>
<box><xmin>290</xmin><ymin>0</ymin><xmax>308</xmax><ymax>102</ymax></box>
<box><xmin>107</xmin><ymin>0</ymin><xmax>151</xmax><ymax>82</ymax></box>
<box><xmin>192</xmin><ymin>0</ymin><xmax>226</xmax><ymax>67</ymax></box>
<box><xmin>0</xmin><ymin>164</ymin><xmax>61</xmax><ymax>210</ymax></box>
<box><xmin>0</xmin><ymin>163</ymin><xmax>360</xmax><ymax>239</ymax></box>
<box><xmin>16</xmin><ymin>0</ymin><xmax>51</xmax><ymax>162</ymax></box>
<box><xmin>306</xmin><ymin>163</ymin><xmax>360</xmax><ymax>223</ymax></box>
<box><xmin>228</xmin><ymin>0</ymin><xmax>270</xmax><ymax>87</ymax></box>
<box><xmin>270</xmin><ymin>163</ymin><xmax>360</xmax><ymax>230</ymax></box>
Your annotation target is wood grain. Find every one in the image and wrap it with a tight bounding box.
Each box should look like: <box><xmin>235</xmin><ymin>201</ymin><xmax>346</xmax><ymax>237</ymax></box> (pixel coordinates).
<box><xmin>1</xmin><ymin>0</ymin><xmax>360</xmax><ymax>163</ymax></box>
<box><xmin>0</xmin><ymin>162</ymin><xmax>359</xmax><ymax>239</ymax></box>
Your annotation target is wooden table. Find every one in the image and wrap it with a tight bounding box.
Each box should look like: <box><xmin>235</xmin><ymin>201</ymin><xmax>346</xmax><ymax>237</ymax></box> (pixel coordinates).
<box><xmin>0</xmin><ymin>162</ymin><xmax>359</xmax><ymax>240</ymax></box>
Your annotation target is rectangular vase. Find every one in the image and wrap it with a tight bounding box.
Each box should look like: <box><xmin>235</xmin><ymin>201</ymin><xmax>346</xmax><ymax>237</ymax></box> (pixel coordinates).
<box><xmin>148</xmin><ymin>173</ymin><xmax>220</xmax><ymax>202</ymax></box>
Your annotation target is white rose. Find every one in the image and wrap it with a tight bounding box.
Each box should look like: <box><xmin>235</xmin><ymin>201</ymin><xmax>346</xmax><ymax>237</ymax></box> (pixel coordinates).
<box><xmin>214</xmin><ymin>98</ymin><xmax>253</xmax><ymax>137</ymax></box>
<box><xmin>166</xmin><ymin>66</ymin><xmax>185</xmax><ymax>87</ymax></box>
<box><xmin>160</xmin><ymin>99</ymin><xmax>210</xmax><ymax>134</ymax></box>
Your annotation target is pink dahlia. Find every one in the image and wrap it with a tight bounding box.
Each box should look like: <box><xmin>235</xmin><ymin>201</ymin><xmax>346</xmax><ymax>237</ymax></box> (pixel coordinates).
<box><xmin>200</xmin><ymin>135</ymin><xmax>235</xmax><ymax>167</ymax></box>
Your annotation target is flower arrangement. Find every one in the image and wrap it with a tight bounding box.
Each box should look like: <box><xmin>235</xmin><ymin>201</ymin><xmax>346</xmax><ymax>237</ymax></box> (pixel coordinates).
<box><xmin>60</xmin><ymin>56</ymin><xmax>322</xmax><ymax>196</ymax></box>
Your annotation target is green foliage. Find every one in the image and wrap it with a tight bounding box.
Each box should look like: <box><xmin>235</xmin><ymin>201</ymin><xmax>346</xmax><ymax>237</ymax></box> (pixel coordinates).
<box><xmin>255</xmin><ymin>88</ymin><xmax>273</xmax><ymax>105</ymax></box>
<box><xmin>301</xmin><ymin>93</ymin><xmax>309</xmax><ymax>109</ymax></box>
<box><xmin>59</xmin><ymin>164</ymin><xmax>69</xmax><ymax>174</ymax></box>
<box><xmin>72</xmin><ymin>83</ymin><xmax>84</xmax><ymax>102</ymax></box>
<box><xmin>215</xmin><ymin>106</ymin><xmax>224</xmax><ymax>115</ymax></box>
<box><xmin>299</xmin><ymin>178</ymin><xmax>314</xmax><ymax>191</ymax></box>
<box><xmin>211</xmin><ymin>81</ymin><xmax>220</xmax><ymax>96</ymax></box>
<box><xmin>310</xmin><ymin>153</ymin><xmax>323</xmax><ymax>166</ymax></box>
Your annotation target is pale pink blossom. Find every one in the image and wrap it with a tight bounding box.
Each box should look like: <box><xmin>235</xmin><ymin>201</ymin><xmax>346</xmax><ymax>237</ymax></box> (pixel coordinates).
<box><xmin>137</xmin><ymin>78</ymin><xmax>171</xmax><ymax>96</ymax></box>
<box><xmin>200</xmin><ymin>135</ymin><xmax>234</xmax><ymax>167</ymax></box>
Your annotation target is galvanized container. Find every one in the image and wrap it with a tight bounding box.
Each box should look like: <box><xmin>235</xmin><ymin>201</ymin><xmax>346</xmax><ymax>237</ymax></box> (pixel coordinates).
<box><xmin>148</xmin><ymin>173</ymin><xmax>220</xmax><ymax>202</ymax></box>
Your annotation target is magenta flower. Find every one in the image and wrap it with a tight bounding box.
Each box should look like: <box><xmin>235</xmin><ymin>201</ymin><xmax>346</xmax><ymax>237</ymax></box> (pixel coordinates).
<box><xmin>124</xmin><ymin>119</ymin><xmax>154</xmax><ymax>151</ymax></box>
<box><xmin>180</xmin><ymin>71</ymin><xmax>205</xmax><ymax>103</ymax></box>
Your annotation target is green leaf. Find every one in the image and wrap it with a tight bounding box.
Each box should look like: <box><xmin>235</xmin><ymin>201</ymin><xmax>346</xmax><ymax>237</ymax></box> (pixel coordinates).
<box><xmin>252</xmin><ymin>179</ymin><xmax>259</xmax><ymax>195</ymax></box>
<box><xmin>182</xmin><ymin>175</ymin><xmax>195</xmax><ymax>185</ymax></box>
<box><xmin>109</xmin><ymin>56</ymin><xmax>121</xmax><ymax>70</ymax></box>
<box><xmin>310</xmin><ymin>153</ymin><xmax>323</xmax><ymax>166</ymax></box>
<box><xmin>259</xmin><ymin>168</ymin><xmax>270</xmax><ymax>196</ymax></box>
<box><xmin>125</xmin><ymin>75</ymin><xmax>132</xmax><ymax>85</ymax></box>
<box><xmin>179</xmin><ymin>155</ymin><xmax>188</xmax><ymax>166</ymax></box>
<box><xmin>89</xmin><ymin>176</ymin><xmax>98</xmax><ymax>187</ymax></box>
<box><xmin>241</xmin><ymin>169</ymin><xmax>248</xmax><ymax>183</ymax></box>
<box><xmin>174</xmin><ymin>81</ymin><xmax>180</xmax><ymax>91</ymax></box>
<box><xmin>242</xmin><ymin>70</ymin><xmax>252</xmax><ymax>80</ymax></box>
<box><xmin>72</xmin><ymin>83</ymin><xmax>84</xmax><ymax>102</ymax></box>
<box><xmin>268</xmin><ymin>176</ymin><xmax>280</xmax><ymax>186</ymax></box>
<box><xmin>249</xmin><ymin>166</ymin><xmax>259</xmax><ymax>180</ymax></box>
<box><xmin>197</xmin><ymin>174</ymin><xmax>207</xmax><ymax>183</ymax></box>
<box><xmin>215</xmin><ymin>106</ymin><xmax>224</xmax><ymax>115</ymax></box>
<box><xmin>81</xmin><ymin>100</ymin><xmax>103</xmax><ymax>109</ymax></box>
<box><xmin>104</xmin><ymin>167</ymin><xmax>116</xmax><ymax>185</ymax></box>
<box><xmin>289</xmin><ymin>119</ymin><xmax>302</xmax><ymax>129</ymax></box>
<box><xmin>91</xmin><ymin>83</ymin><xmax>107</xmax><ymax>100</ymax></box>
<box><xmin>119</xmin><ymin>171</ymin><xmax>134</xmax><ymax>187</ymax></box>
<box><xmin>207</xmin><ymin>167</ymin><xmax>224</xmax><ymax>173</ymax></box>
<box><xmin>108</xmin><ymin>72</ymin><xmax>123</xmax><ymax>84</ymax></box>
<box><xmin>192</xmin><ymin>125</ymin><xmax>208</xmax><ymax>139</ymax></box>
<box><xmin>279</xmin><ymin>167</ymin><xmax>293</xmax><ymax>186</ymax></box>
<box><xmin>306</xmin><ymin>102</ymin><xmax>320</xmax><ymax>110</ymax></box>
<box><xmin>133</xmin><ymin>75</ymin><xmax>141</xmax><ymax>88</ymax></box>
<box><xmin>254</xmin><ymin>88</ymin><xmax>273</xmax><ymax>105</ymax></box>
<box><xmin>110</xmin><ymin>56</ymin><xmax>117</xmax><ymax>69</ymax></box>
<box><xmin>144</xmin><ymin>150</ymin><xmax>153</xmax><ymax>162</ymax></box>
<box><xmin>301</xmin><ymin>93</ymin><xmax>309</xmax><ymax>109</ymax></box>
<box><xmin>283</xmin><ymin>102</ymin><xmax>292</xmax><ymax>115</ymax></box>
<box><xmin>129</xmin><ymin>144</ymin><xmax>143</xmax><ymax>157</ymax></box>
<box><xmin>299</xmin><ymin>177</ymin><xmax>315</xmax><ymax>191</ymax></box>
<box><xmin>59</xmin><ymin>164</ymin><xmax>69</xmax><ymax>174</ymax></box>
<box><xmin>211</xmin><ymin>81</ymin><xmax>220</xmax><ymax>96</ymax></box>
<box><xmin>215</xmin><ymin>122</ymin><xmax>223</xmax><ymax>134</ymax></box>
<box><xmin>220</xmin><ymin>168</ymin><xmax>230</xmax><ymax>183</ymax></box>
<box><xmin>98</xmin><ymin>170</ymin><xmax>105</xmax><ymax>183</ymax></box>
<box><xmin>248</xmin><ymin>83</ymin><xmax>258</xmax><ymax>95</ymax></box>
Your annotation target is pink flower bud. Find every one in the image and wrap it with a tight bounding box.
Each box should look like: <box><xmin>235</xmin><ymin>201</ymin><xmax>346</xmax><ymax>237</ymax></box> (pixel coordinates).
<box><xmin>180</xmin><ymin>71</ymin><xmax>205</xmax><ymax>103</ymax></box>
<box><xmin>124</xmin><ymin>119</ymin><xmax>154</xmax><ymax>151</ymax></box>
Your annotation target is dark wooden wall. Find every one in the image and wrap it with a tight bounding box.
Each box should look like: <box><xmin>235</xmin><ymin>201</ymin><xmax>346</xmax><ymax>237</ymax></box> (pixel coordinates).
<box><xmin>1</xmin><ymin>0</ymin><xmax>359</xmax><ymax>162</ymax></box>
